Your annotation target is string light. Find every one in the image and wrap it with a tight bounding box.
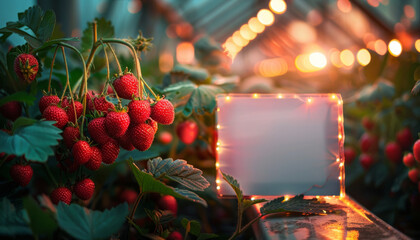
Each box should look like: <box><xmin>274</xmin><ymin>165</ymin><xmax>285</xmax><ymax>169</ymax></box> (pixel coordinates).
<box><xmin>269</xmin><ymin>0</ymin><xmax>287</xmax><ymax>14</ymax></box>
<box><xmin>225</xmin><ymin>96</ymin><xmax>231</xmax><ymax>101</ymax></box>
<box><xmin>338</xmin><ymin>134</ymin><xmax>343</xmax><ymax>140</ymax></box>
<box><xmin>215</xmin><ymin>162</ymin><xmax>220</xmax><ymax>168</ymax></box>
<box><xmin>253</xmin><ymin>93</ymin><xmax>259</xmax><ymax>98</ymax></box>
<box><xmin>257</xmin><ymin>9</ymin><xmax>275</xmax><ymax>26</ymax></box>
<box><xmin>356</xmin><ymin>49</ymin><xmax>371</xmax><ymax>66</ymax></box>
<box><xmin>307</xmin><ymin>98</ymin><xmax>312</xmax><ymax>103</ymax></box>
<box><xmin>216</xmin><ymin>124</ymin><xmax>220</xmax><ymax>129</ymax></box>
<box><xmin>388</xmin><ymin>39</ymin><xmax>402</xmax><ymax>57</ymax></box>
<box><xmin>216</xmin><ymin>186</ymin><xmax>221</xmax><ymax>190</ymax></box>
<box><xmin>277</xmin><ymin>94</ymin><xmax>283</xmax><ymax>98</ymax></box>
<box><xmin>336</xmin><ymin>158</ymin><xmax>340</xmax><ymax>162</ymax></box>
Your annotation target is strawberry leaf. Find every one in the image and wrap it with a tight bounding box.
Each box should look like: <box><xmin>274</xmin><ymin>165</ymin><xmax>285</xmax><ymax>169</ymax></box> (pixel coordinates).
<box><xmin>243</xmin><ymin>198</ymin><xmax>268</xmax><ymax>211</ymax></box>
<box><xmin>0</xmin><ymin>198</ymin><xmax>32</xmax><ymax>237</ymax></box>
<box><xmin>0</xmin><ymin>91</ymin><xmax>36</xmax><ymax>106</ymax></box>
<box><xmin>146</xmin><ymin>157</ymin><xmax>210</xmax><ymax>191</ymax></box>
<box><xmin>81</xmin><ymin>18</ymin><xmax>114</xmax><ymax>53</ymax></box>
<box><xmin>23</xmin><ymin>196</ymin><xmax>57</xmax><ymax>236</ymax></box>
<box><xmin>221</xmin><ymin>172</ymin><xmax>243</xmax><ymax>202</ymax></box>
<box><xmin>260</xmin><ymin>195</ymin><xmax>339</xmax><ymax>215</ymax></box>
<box><xmin>0</xmin><ymin>120</ymin><xmax>62</xmax><ymax>162</ymax></box>
<box><xmin>128</xmin><ymin>161</ymin><xmax>207</xmax><ymax>207</ymax></box>
<box><xmin>56</xmin><ymin>202</ymin><xmax>128</xmax><ymax>240</ymax></box>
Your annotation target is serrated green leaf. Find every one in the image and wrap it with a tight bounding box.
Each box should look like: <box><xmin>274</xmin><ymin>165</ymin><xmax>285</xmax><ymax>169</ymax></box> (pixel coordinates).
<box><xmin>147</xmin><ymin>157</ymin><xmax>210</xmax><ymax>191</ymax></box>
<box><xmin>0</xmin><ymin>120</ymin><xmax>62</xmax><ymax>162</ymax></box>
<box><xmin>37</xmin><ymin>10</ymin><xmax>55</xmax><ymax>42</ymax></box>
<box><xmin>0</xmin><ymin>27</ymin><xmax>42</xmax><ymax>48</ymax></box>
<box><xmin>23</xmin><ymin>196</ymin><xmax>57</xmax><ymax>236</ymax></box>
<box><xmin>0</xmin><ymin>91</ymin><xmax>36</xmax><ymax>106</ymax></box>
<box><xmin>18</xmin><ymin>6</ymin><xmax>42</xmax><ymax>34</ymax></box>
<box><xmin>0</xmin><ymin>198</ymin><xmax>32</xmax><ymax>236</ymax></box>
<box><xmin>81</xmin><ymin>18</ymin><xmax>114</xmax><ymax>52</ymax></box>
<box><xmin>260</xmin><ymin>195</ymin><xmax>338</xmax><ymax>215</ymax></box>
<box><xmin>181</xmin><ymin>218</ymin><xmax>201</xmax><ymax>237</ymax></box>
<box><xmin>128</xmin><ymin>161</ymin><xmax>207</xmax><ymax>207</ymax></box>
<box><xmin>56</xmin><ymin>202</ymin><xmax>128</xmax><ymax>240</ymax></box>
<box><xmin>221</xmin><ymin>172</ymin><xmax>243</xmax><ymax>202</ymax></box>
<box><xmin>243</xmin><ymin>198</ymin><xmax>268</xmax><ymax>210</ymax></box>
<box><xmin>12</xmin><ymin>117</ymin><xmax>37</xmax><ymax>132</ymax></box>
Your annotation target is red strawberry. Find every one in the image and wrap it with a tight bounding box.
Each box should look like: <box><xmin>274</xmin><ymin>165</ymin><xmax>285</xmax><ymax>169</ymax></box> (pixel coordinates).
<box><xmin>119</xmin><ymin>189</ymin><xmax>138</xmax><ymax>204</ymax></box>
<box><xmin>63</xmin><ymin>126</ymin><xmax>80</xmax><ymax>149</ymax></box>
<box><xmin>74</xmin><ymin>178</ymin><xmax>95</xmax><ymax>200</ymax></box>
<box><xmin>158</xmin><ymin>131</ymin><xmax>173</xmax><ymax>145</ymax></box>
<box><xmin>0</xmin><ymin>101</ymin><xmax>21</xmax><ymax>121</ymax></box>
<box><xmin>86</xmin><ymin>90</ymin><xmax>95</xmax><ymax>112</ymax></box>
<box><xmin>150</xmin><ymin>99</ymin><xmax>174</xmax><ymax>125</ymax></box>
<box><xmin>10</xmin><ymin>164</ymin><xmax>33</xmax><ymax>186</ymax></box>
<box><xmin>360</xmin><ymin>153</ymin><xmax>374</xmax><ymax>170</ymax></box>
<box><xmin>362</xmin><ymin>116</ymin><xmax>375</xmax><ymax>131</ymax></box>
<box><xmin>130</xmin><ymin>123</ymin><xmax>155</xmax><ymax>151</ymax></box>
<box><xmin>72</xmin><ymin>140</ymin><xmax>92</xmax><ymax>165</ymax></box>
<box><xmin>88</xmin><ymin>117</ymin><xmax>113</xmax><ymax>145</ymax></box>
<box><xmin>414</xmin><ymin>139</ymin><xmax>420</xmax><ymax>162</ymax></box>
<box><xmin>50</xmin><ymin>187</ymin><xmax>72</xmax><ymax>205</ymax></box>
<box><xmin>66</xmin><ymin>100</ymin><xmax>83</xmax><ymax>123</ymax></box>
<box><xmin>408</xmin><ymin>169</ymin><xmax>419</xmax><ymax>183</ymax></box>
<box><xmin>116</xmin><ymin>132</ymin><xmax>135</xmax><ymax>151</ymax></box>
<box><xmin>112</xmin><ymin>73</ymin><xmax>139</xmax><ymax>99</ymax></box>
<box><xmin>344</xmin><ymin>147</ymin><xmax>356</xmax><ymax>164</ymax></box>
<box><xmin>359</xmin><ymin>133</ymin><xmax>378</xmax><ymax>153</ymax></box>
<box><xmin>403</xmin><ymin>153</ymin><xmax>415</xmax><ymax>168</ymax></box>
<box><xmin>147</xmin><ymin>118</ymin><xmax>158</xmax><ymax>133</ymax></box>
<box><xmin>85</xmin><ymin>146</ymin><xmax>102</xmax><ymax>170</ymax></box>
<box><xmin>101</xmin><ymin>139</ymin><xmax>120</xmax><ymax>164</ymax></box>
<box><xmin>128</xmin><ymin>100</ymin><xmax>150</xmax><ymax>124</ymax></box>
<box><xmin>176</xmin><ymin>120</ymin><xmax>198</xmax><ymax>144</ymax></box>
<box><xmin>39</xmin><ymin>95</ymin><xmax>60</xmax><ymax>113</ymax></box>
<box><xmin>167</xmin><ymin>231</ymin><xmax>183</xmax><ymax>240</ymax></box>
<box><xmin>158</xmin><ymin>195</ymin><xmax>177</xmax><ymax>216</ymax></box>
<box><xmin>105</xmin><ymin>110</ymin><xmax>130</xmax><ymax>138</ymax></box>
<box><xmin>396</xmin><ymin>128</ymin><xmax>413</xmax><ymax>150</ymax></box>
<box><xmin>385</xmin><ymin>142</ymin><xmax>402</xmax><ymax>163</ymax></box>
<box><xmin>91</xmin><ymin>96</ymin><xmax>115</xmax><ymax>114</ymax></box>
<box><xmin>43</xmin><ymin>105</ymin><xmax>68</xmax><ymax>129</ymax></box>
<box><xmin>14</xmin><ymin>53</ymin><xmax>39</xmax><ymax>83</ymax></box>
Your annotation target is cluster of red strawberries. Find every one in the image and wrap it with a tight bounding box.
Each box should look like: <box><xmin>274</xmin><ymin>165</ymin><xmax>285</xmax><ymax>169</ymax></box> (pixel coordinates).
<box><xmin>403</xmin><ymin>139</ymin><xmax>420</xmax><ymax>192</ymax></box>
<box><xmin>1</xmin><ymin>53</ymin><xmax>175</xmax><ymax>204</ymax></box>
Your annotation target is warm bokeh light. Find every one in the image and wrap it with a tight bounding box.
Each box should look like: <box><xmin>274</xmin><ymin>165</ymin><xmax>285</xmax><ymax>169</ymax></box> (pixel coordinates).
<box><xmin>404</xmin><ymin>5</ymin><xmax>415</xmax><ymax>19</ymax></box>
<box><xmin>240</xmin><ymin>24</ymin><xmax>257</xmax><ymax>41</ymax></box>
<box><xmin>309</xmin><ymin>52</ymin><xmax>327</xmax><ymax>68</ymax></box>
<box><xmin>176</xmin><ymin>42</ymin><xmax>194</xmax><ymax>64</ymax></box>
<box><xmin>158</xmin><ymin>52</ymin><xmax>173</xmax><ymax>73</ymax></box>
<box><xmin>388</xmin><ymin>39</ymin><xmax>402</xmax><ymax>57</ymax></box>
<box><xmin>416</xmin><ymin>39</ymin><xmax>420</xmax><ymax>53</ymax></box>
<box><xmin>374</xmin><ymin>39</ymin><xmax>387</xmax><ymax>55</ymax></box>
<box><xmin>257</xmin><ymin>57</ymin><xmax>288</xmax><ymax>77</ymax></box>
<box><xmin>288</xmin><ymin>21</ymin><xmax>316</xmax><ymax>43</ymax></box>
<box><xmin>340</xmin><ymin>49</ymin><xmax>354</xmax><ymax>67</ymax></box>
<box><xmin>269</xmin><ymin>0</ymin><xmax>287</xmax><ymax>14</ymax></box>
<box><xmin>257</xmin><ymin>9</ymin><xmax>275</xmax><ymax>26</ymax></box>
<box><xmin>330</xmin><ymin>49</ymin><xmax>343</xmax><ymax>68</ymax></box>
<box><xmin>232</xmin><ymin>31</ymin><xmax>249</xmax><ymax>47</ymax></box>
<box><xmin>248</xmin><ymin>17</ymin><xmax>265</xmax><ymax>33</ymax></box>
<box><xmin>337</xmin><ymin>0</ymin><xmax>352</xmax><ymax>13</ymax></box>
<box><xmin>356</xmin><ymin>49</ymin><xmax>371</xmax><ymax>66</ymax></box>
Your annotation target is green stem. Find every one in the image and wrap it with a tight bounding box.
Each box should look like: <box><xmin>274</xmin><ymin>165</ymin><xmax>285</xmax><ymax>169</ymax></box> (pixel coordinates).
<box><xmin>61</xmin><ymin>47</ymin><xmax>78</xmax><ymax>127</ymax></box>
<box><xmin>43</xmin><ymin>163</ymin><xmax>58</xmax><ymax>187</ymax></box>
<box><xmin>47</xmin><ymin>46</ymin><xmax>59</xmax><ymax>93</ymax></box>
<box><xmin>106</xmin><ymin>43</ymin><xmax>122</xmax><ymax>74</ymax></box>
<box><xmin>139</xmin><ymin>76</ymin><xmax>158</xmax><ymax>99</ymax></box>
<box><xmin>129</xmin><ymin>191</ymin><xmax>144</xmax><ymax>221</ymax></box>
<box><xmin>101</xmin><ymin>41</ymin><xmax>122</xmax><ymax>107</ymax></box>
<box><xmin>230</xmin><ymin>215</ymin><xmax>264</xmax><ymax>240</ymax></box>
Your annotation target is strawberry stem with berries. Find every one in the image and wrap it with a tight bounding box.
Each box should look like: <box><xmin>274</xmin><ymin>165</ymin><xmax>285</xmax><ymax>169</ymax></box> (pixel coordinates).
<box><xmin>60</xmin><ymin>46</ymin><xmax>79</xmax><ymax>127</ymax></box>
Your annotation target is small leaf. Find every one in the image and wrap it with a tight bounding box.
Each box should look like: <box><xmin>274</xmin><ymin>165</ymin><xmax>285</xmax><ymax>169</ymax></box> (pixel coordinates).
<box><xmin>12</xmin><ymin>117</ymin><xmax>37</xmax><ymax>132</ymax></box>
<box><xmin>0</xmin><ymin>91</ymin><xmax>36</xmax><ymax>106</ymax></box>
<box><xmin>260</xmin><ymin>195</ymin><xmax>339</xmax><ymax>215</ymax></box>
<box><xmin>181</xmin><ymin>218</ymin><xmax>201</xmax><ymax>237</ymax></box>
<box><xmin>0</xmin><ymin>198</ymin><xmax>32</xmax><ymax>236</ymax></box>
<box><xmin>221</xmin><ymin>172</ymin><xmax>243</xmax><ymax>202</ymax></box>
<box><xmin>18</xmin><ymin>6</ymin><xmax>42</xmax><ymax>34</ymax></box>
<box><xmin>37</xmin><ymin>10</ymin><xmax>55</xmax><ymax>42</ymax></box>
<box><xmin>128</xmin><ymin>161</ymin><xmax>207</xmax><ymax>207</ymax></box>
<box><xmin>0</xmin><ymin>120</ymin><xmax>62</xmax><ymax>162</ymax></box>
<box><xmin>23</xmin><ymin>196</ymin><xmax>57</xmax><ymax>236</ymax></box>
<box><xmin>56</xmin><ymin>202</ymin><xmax>128</xmax><ymax>240</ymax></box>
<box><xmin>147</xmin><ymin>157</ymin><xmax>210</xmax><ymax>191</ymax></box>
<box><xmin>243</xmin><ymin>198</ymin><xmax>268</xmax><ymax>210</ymax></box>
<box><xmin>81</xmin><ymin>18</ymin><xmax>114</xmax><ymax>52</ymax></box>
<box><xmin>116</xmin><ymin>148</ymin><xmax>160</xmax><ymax>162</ymax></box>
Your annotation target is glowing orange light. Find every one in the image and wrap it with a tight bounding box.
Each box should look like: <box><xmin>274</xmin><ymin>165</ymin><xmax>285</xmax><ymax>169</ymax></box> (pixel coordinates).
<box><xmin>416</xmin><ymin>39</ymin><xmax>420</xmax><ymax>53</ymax></box>
<box><xmin>248</xmin><ymin>17</ymin><xmax>265</xmax><ymax>33</ymax></box>
<box><xmin>338</xmin><ymin>134</ymin><xmax>343</xmax><ymax>140</ymax></box>
<box><xmin>340</xmin><ymin>49</ymin><xmax>354</xmax><ymax>67</ymax></box>
<box><xmin>331</xmin><ymin>94</ymin><xmax>336</xmax><ymax>99</ymax></box>
<box><xmin>307</xmin><ymin>98</ymin><xmax>312</xmax><ymax>103</ymax></box>
<box><xmin>240</xmin><ymin>24</ymin><xmax>257</xmax><ymax>41</ymax></box>
<box><xmin>309</xmin><ymin>52</ymin><xmax>327</xmax><ymax>68</ymax></box>
<box><xmin>339</xmin><ymin>163</ymin><xmax>344</xmax><ymax>167</ymax></box>
<box><xmin>216</xmin><ymin>179</ymin><xmax>220</xmax><ymax>184</ymax></box>
<box><xmin>284</xmin><ymin>196</ymin><xmax>289</xmax><ymax>201</ymax></box>
<box><xmin>330</xmin><ymin>49</ymin><xmax>342</xmax><ymax>68</ymax></box>
<box><xmin>159</xmin><ymin>52</ymin><xmax>173</xmax><ymax>73</ymax></box>
<box><xmin>356</xmin><ymin>49</ymin><xmax>371</xmax><ymax>66</ymax></box>
<box><xmin>216</xmin><ymin>186</ymin><xmax>220</xmax><ymax>190</ymax></box>
<box><xmin>216</xmin><ymin>147</ymin><xmax>220</xmax><ymax>151</ymax></box>
<box><xmin>270</xmin><ymin>0</ymin><xmax>287</xmax><ymax>14</ymax></box>
<box><xmin>338</xmin><ymin>100</ymin><xmax>343</xmax><ymax>105</ymax></box>
<box><xmin>336</xmin><ymin>158</ymin><xmax>340</xmax><ymax>162</ymax></box>
<box><xmin>337</xmin><ymin>0</ymin><xmax>352</xmax><ymax>13</ymax></box>
<box><xmin>404</xmin><ymin>5</ymin><xmax>415</xmax><ymax>19</ymax></box>
<box><xmin>215</xmin><ymin>162</ymin><xmax>220</xmax><ymax>168</ymax></box>
<box><xmin>277</xmin><ymin>94</ymin><xmax>283</xmax><ymax>98</ymax></box>
<box><xmin>338</xmin><ymin>116</ymin><xmax>342</xmax><ymax>122</ymax></box>
<box><xmin>217</xmin><ymin>142</ymin><xmax>220</xmax><ymax>146</ymax></box>
<box><xmin>217</xmin><ymin>108</ymin><xmax>220</xmax><ymax>112</ymax></box>
<box><xmin>257</xmin><ymin>9</ymin><xmax>275</xmax><ymax>26</ymax></box>
<box><xmin>176</xmin><ymin>42</ymin><xmax>194</xmax><ymax>64</ymax></box>
<box><xmin>253</xmin><ymin>93</ymin><xmax>259</xmax><ymax>98</ymax></box>
<box><xmin>374</xmin><ymin>39</ymin><xmax>387</xmax><ymax>55</ymax></box>
<box><xmin>216</xmin><ymin>124</ymin><xmax>220</xmax><ymax>129</ymax></box>
<box><xmin>225</xmin><ymin>96</ymin><xmax>231</xmax><ymax>101</ymax></box>
<box><xmin>338</xmin><ymin>176</ymin><xmax>342</xmax><ymax>180</ymax></box>
<box><xmin>251</xmin><ymin>197</ymin><xmax>255</xmax><ymax>201</ymax></box>
<box><xmin>258</xmin><ymin>58</ymin><xmax>288</xmax><ymax>77</ymax></box>
<box><xmin>388</xmin><ymin>39</ymin><xmax>402</xmax><ymax>57</ymax></box>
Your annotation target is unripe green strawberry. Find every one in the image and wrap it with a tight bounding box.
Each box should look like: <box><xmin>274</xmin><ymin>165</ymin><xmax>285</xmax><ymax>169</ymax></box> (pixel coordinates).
<box><xmin>50</xmin><ymin>187</ymin><xmax>72</xmax><ymax>205</ymax></box>
<box><xmin>0</xmin><ymin>101</ymin><xmax>21</xmax><ymax>121</ymax></box>
<box><xmin>39</xmin><ymin>95</ymin><xmax>60</xmax><ymax>113</ymax></box>
<box><xmin>43</xmin><ymin>105</ymin><xmax>68</xmax><ymax>129</ymax></box>
<box><xmin>10</xmin><ymin>164</ymin><xmax>33</xmax><ymax>186</ymax></box>
<box><xmin>150</xmin><ymin>99</ymin><xmax>174</xmax><ymax>125</ymax></box>
<box><xmin>14</xmin><ymin>53</ymin><xmax>39</xmax><ymax>83</ymax></box>
<box><xmin>74</xmin><ymin>178</ymin><xmax>95</xmax><ymax>200</ymax></box>
<box><xmin>101</xmin><ymin>139</ymin><xmax>120</xmax><ymax>164</ymax></box>
<box><xmin>85</xmin><ymin>146</ymin><xmax>102</xmax><ymax>170</ymax></box>
<box><xmin>72</xmin><ymin>140</ymin><xmax>92</xmax><ymax>165</ymax></box>
<box><xmin>130</xmin><ymin>123</ymin><xmax>155</xmax><ymax>151</ymax></box>
<box><xmin>105</xmin><ymin>110</ymin><xmax>130</xmax><ymax>138</ymax></box>
<box><xmin>128</xmin><ymin>100</ymin><xmax>150</xmax><ymax>124</ymax></box>
<box><xmin>63</xmin><ymin>126</ymin><xmax>80</xmax><ymax>149</ymax></box>
<box><xmin>112</xmin><ymin>73</ymin><xmax>139</xmax><ymax>99</ymax></box>
<box><xmin>88</xmin><ymin>117</ymin><xmax>113</xmax><ymax>145</ymax></box>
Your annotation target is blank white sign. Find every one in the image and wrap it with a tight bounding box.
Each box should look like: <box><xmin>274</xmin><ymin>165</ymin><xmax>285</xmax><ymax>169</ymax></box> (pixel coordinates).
<box><xmin>216</xmin><ymin>94</ymin><xmax>343</xmax><ymax>197</ymax></box>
